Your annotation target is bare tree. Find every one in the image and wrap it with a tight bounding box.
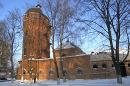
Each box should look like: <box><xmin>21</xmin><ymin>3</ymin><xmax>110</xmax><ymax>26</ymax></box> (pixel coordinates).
<box><xmin>56</xmin><ymin>0</ymin><xmax>77</xmax><ymax>82</ymax></box>
<box><xmin>41</xmin><ymin>0</ymin><xmax>81</xmax><ymax>83</ymax></box>
<box><xmin>5</xmin><ymin>9</ymin><xmax>22</xmax><ymax>79</ymax></box>
<box><xmin>41</xmin><ymin>0</ymin><xmax>61</xmax><ymax>83</ymax></box>
<box><xmin>78</xmin><ymin>0</ymin><xmax>130</xmax><ymax>84</ymax></box>
<box><xmin>0</xmin><ymin>21</ymin><xmax>10</xmax><ymax>79</ymax></box>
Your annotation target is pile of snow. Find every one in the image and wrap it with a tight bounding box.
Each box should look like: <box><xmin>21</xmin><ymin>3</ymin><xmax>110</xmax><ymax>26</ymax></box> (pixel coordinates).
<box><xmin>0</xmin><ymin>76</ymin><xmax>130</xmax><ymax>86</ymax></box>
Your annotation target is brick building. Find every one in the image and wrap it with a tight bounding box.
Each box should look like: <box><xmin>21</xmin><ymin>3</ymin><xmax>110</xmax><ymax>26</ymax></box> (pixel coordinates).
<box><xmin>17</xmin><ymin>6</ymin><xmax>130</xmax><ymax>81</ymax></box>
<box><xmin>17</xmin><ymin>5</ymin><xmax>51</xmax><ymax>80</ymax></box>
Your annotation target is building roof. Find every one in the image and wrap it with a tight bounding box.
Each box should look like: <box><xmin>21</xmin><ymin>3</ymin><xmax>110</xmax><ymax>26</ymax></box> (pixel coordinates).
<box><xmin>90</xmin><ymin>52</ymin><xmax>130</xmax><ymax>61</ymax></box>
<box><xmin>56</xmin><ymin>54</ymin><xmax>88</xmax><ymax>59</ymax></box>
<box><xmin>56</xmin><ymin>41</ymin><xmax>78</xmax><ymax>49</ymax></box>
<box><xmin>90</xmin><ymin>53</ymin><xmax>111</xmax><ymax>61</ymax></box>
<box><xmin>27</xmin><ymin>8</ymin><xmax>43</xmax><ymax>14</ymax></box>
<box><xmin>62</xmin><ymin>42</ymin><xmax>77</xmax><ymax>49</ymax></box>
<box><xmin>26</xmin><ymin>6</ymin><xmax>48</xmax><ymax>19</ymax></box>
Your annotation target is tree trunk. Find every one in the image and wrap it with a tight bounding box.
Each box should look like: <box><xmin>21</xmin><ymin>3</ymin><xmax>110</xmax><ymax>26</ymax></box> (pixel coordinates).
<box><xmin>114</xmin><ymin>61</ymin><xmax>122</xmax><ymax>84</ymax></box>
<box><xmin>59</xmin><ymin>25</ymin><xmax>66</xmax><ymax>82</ymax></box>
<box><xmin>10</xmin><ymin>45</ymin><xmax>15</xmax><ymax>80</ymax></box>
<box><xmin>10</xmin><ymin>55</ymin><xmax>14</xmax><ymax>80</ymax></box>
<box><xmin>52</xmin><ymin>29</ymin><xmax>60</xmax><ymax>84</ymax></box>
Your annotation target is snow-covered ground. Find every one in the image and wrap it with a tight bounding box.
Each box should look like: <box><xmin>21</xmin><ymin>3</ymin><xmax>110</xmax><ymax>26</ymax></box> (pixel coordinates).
<box><xmin>0</xmin><ymin>76</ymin><xmax>130</xmax><ymax>86</ymax></box>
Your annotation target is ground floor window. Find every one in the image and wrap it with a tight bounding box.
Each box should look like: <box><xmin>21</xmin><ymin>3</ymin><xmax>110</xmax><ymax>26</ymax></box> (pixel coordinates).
<box><xmin>93</xmin><ymin>64</ymin><xmax>98</xmax><ymax>68</ymax></box>
<box><xmin>128</xmin><ymin>63</ymin><xmax>130</xmax><ymax>67</ymax></box>
<box><xmin>102</xmin><ymin>64</ymin><xmax>107</xmax><ymax>68</ymax></box>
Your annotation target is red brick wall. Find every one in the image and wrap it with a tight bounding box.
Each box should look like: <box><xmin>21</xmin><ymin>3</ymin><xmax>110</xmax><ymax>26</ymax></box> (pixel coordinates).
<box><xmin>90</xmin><ymin>60</ymin><xmax>116</xmax><ymax>79</ymax></box>
<box><xmin>23</xmin><ymin>9</ymin><xmax>50</xmax><ymax>59</ymax></box>
<box><xmin>55</xmin><ymin>47</ymin><xmax>85</xmax><ymax>58</ymax></box>
<box><xmin>17</xmin><ymin>55</ymin><xmax>91</xmax><ymax>80</ymax></box>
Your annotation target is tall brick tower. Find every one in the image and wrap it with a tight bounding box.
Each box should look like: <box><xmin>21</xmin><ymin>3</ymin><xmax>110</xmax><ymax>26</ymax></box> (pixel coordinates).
<box><xmin>23</xmin><ymin>5</ymin><xmax>50</xmax><ymax>59</ymax></box>
<box><xmin>17</xmin><ymin>5</ymin><xmax>51</xmax><ymax>80</ymax></box>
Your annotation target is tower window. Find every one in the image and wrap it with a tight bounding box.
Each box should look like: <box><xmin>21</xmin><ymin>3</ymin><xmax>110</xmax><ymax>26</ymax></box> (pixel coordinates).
<box><xmin>23</xmin><ymin>68</ymin><xmax>27</xmax><ymax>74</ymax></box>
<box><xmin>23</xmin><ymin>71</ymin><xmax>26</xmax><ymax>74</ymax></box>
<box><xmin>102</xmin><ymin>64</ymin><xmax>107</xmax><ymax>68</ymax></box>
<box><xmin>24</xmin><ymin>48</ymin><xmax>26</xmax><ymax>55</ymax></box>
<box><xmin>93</xmin><ymin>64</ymin><xmax>98</xmax><ymax>68</ymax></box>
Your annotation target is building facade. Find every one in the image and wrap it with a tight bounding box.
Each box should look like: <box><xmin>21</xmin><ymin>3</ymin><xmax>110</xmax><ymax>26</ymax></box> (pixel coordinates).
<box><xmin>17</xmin><ymin>5</ymin><xmax>51</xmax><ymax>80</ymax></box>
<box><xmin>23</xmin><ymin>6</ymin><xmax>50</xmax><ymax>60</ymax></box>
<box><xmin>17</xmin><ymin>6</ymin><xmax>130</xmax><ymax>81</ymax></box>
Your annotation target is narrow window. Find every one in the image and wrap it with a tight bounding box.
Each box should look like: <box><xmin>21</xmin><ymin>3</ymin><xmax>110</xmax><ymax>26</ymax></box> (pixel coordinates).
<box><xmin>23</xmin><ymin>68</ymin><xmax>26</xmax><ymax>74</ymax></box>
<box><xmin>24</xmin><ymin>48</ymin><xmax>26</xmax><ymax>55</ymax></box>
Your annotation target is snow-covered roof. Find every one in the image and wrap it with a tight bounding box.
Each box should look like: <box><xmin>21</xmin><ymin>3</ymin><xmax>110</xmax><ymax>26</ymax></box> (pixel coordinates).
<box><xmin>90</xmin><ymin>52</ymin><xmax>130</xmax><ymax>61</ymax></box>
<box><xmin>28</xmin><ymin>58</ymin><xmax>53</xmax><ymax>61</ymax></box>
<box><xmin>56</xmin><ymin>41</ymin><xmax>78</xmax><ymax>50</ymax></box>
<box><xmin>56</xmin><ymin>54</ymin><xmax>88</xmax><ymax>59</ymax></box>
<box><xmin>90</xmin><ymin>53</ymin><xmax>111</xmax><ymax>61</ymax></box>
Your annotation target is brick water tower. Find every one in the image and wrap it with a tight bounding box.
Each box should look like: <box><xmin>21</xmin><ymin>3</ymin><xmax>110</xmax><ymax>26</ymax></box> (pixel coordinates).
<box><xmin>17</xmin><ymin>5</ymin><xmax>51</xmax><ymax>80</ymax></box>
<box><xmin>23</xmin><ymin>5</ymin><xmax>50</xmax><ymax>59</ymax></box>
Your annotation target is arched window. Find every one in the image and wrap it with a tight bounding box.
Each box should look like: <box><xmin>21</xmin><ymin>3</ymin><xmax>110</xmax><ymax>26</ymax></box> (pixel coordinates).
<box><xmin>102</xmin><ymin>64</ymin><xmax>107</xmax><ymax>68</ymax></box>
<box><xmin>93</xmin><ymin>64</ymin><xmax>98</xmax><ymax>68</ymax></box>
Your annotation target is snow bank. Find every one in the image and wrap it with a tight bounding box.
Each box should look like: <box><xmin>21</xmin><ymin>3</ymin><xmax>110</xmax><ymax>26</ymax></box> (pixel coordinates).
<box><xmin>0</xmin><ymin>76</ymin><xmax>130</xmax><ymax>86</ymax></box>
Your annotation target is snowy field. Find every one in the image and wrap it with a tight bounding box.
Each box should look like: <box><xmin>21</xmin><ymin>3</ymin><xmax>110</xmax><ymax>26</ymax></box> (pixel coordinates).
<box><xmin>0</xmin><ymin>76</ymin><xmax>130</xmax><ymax>86</ymax></box>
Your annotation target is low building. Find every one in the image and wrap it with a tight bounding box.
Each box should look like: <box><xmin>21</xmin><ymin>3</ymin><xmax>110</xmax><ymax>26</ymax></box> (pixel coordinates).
<box><xmin>17</xmin><ymin>41</ymin><xmax>130</xmax><ymax>80</ymax></box>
